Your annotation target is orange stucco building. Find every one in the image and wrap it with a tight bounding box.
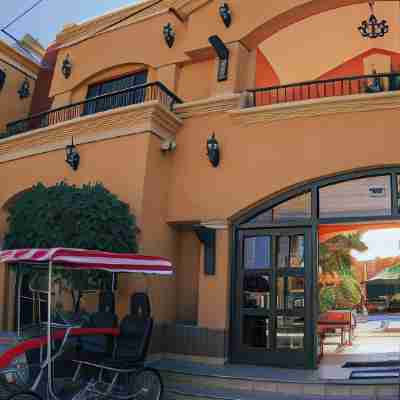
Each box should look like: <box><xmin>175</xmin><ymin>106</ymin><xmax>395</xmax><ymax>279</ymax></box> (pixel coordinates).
<box><xmin>3</xmin><ymin>0</ymin><xmax>400</xmax><ymax>372</ymax></box>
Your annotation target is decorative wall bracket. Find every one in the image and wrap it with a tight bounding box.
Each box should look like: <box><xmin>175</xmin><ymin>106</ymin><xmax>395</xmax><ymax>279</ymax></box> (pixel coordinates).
<box><xmin>209</xmin><ymin>35</ymin><xmax>230</xmax><ymax>82</ymax></box>
<box><xmin>194</xmin><ymin>226</ymin><xmax>216</xmax><ymax>275</ymax></box>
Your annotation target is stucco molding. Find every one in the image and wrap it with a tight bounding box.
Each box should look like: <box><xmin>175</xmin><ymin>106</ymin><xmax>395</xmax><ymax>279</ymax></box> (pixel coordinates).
<box><xmin>56</xmin><ymin>0</ymin><xmax>168</xmax><ymax>46</ymax></box>
<box><xmin>229</xmin><ymin>91</ymin><xmax>400</xmax><ymax>126</ymax></box>
<box><xmin>175</xmin><ymin>94</ymin><xmax>241</xmax><ymax>119</ymax></box>
<box><xmin>0</xmin><ymin>101</ymin><xmax>182</xmax><ymax>164</ymax></box>
<box><xmin>170</xmin><ymin>0</ymin><xmax>213</xmax><ymax>20</ymax></box>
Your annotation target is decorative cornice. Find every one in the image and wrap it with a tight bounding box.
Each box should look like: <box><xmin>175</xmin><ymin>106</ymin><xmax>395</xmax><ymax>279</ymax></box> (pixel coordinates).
<box><xmin>0</xmin><ymin>101</ymin><xmax>182</xmax><ymax>164</ymax></box>
<box><xmin>175</xmin><ymin>94</ymin><xmax>241</xmax><ymax>119</ymax></box>
<box><xmin>229</xmin><ymin>90</ymin><xmax>400</xmax><ymax>126</ymax></box>
<box><xmin>0</xmin><ymin>40</ymin><xmax>40</xmax><ymax>75</ymax></box>
<box><xmin>170</xmin><ymin>0</ymin><xmax>213</xmax><ymax>20</ymax></box>
<box><xmin>56</xmin><ymin>0</ymin><xmax>167</xmax><ymax>46</ymax></box>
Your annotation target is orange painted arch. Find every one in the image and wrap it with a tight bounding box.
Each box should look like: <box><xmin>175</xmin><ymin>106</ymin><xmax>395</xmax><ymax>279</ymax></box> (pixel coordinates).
<box><xmin>242</xmin><ymin>0</ymin><xmax>397</xmax><ymax>50</ymax></box>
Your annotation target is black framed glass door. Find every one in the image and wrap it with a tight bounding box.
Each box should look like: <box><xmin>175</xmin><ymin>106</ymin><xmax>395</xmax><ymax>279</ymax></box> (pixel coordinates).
<box><xmin>231</xmin><ymin>227</ymin><xmax>316</xmax><ymax>368</ymax></box>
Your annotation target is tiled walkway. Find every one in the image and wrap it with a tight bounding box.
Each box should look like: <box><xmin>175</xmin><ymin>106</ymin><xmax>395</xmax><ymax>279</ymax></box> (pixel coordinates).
<box><xmin>320</xmin><ymin>314</ymin><xmax>400</xmax><ymax>379</ymax></box>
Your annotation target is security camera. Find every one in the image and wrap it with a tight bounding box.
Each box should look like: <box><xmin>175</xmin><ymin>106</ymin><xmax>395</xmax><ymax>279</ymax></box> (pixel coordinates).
<box><xmin>161</xmin><ymin>140</ymin><xmax>177</xmax><ymax>152</ymax></box>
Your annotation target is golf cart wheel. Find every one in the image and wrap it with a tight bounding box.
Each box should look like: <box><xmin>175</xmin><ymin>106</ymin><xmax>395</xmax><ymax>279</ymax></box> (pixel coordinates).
<box><xmin>6</xmin><ymin>392</ymin><xmax>42</xmax><ymax>400</ymax></box>
<box><xmin>0</xmin><ymin>376</ymin><xmax>26</xmax><ymax>400</ymax></box>
<box><xmin>130</xmin><ymin>368</ymin><xmax>163</xmax><ymax>400</ymax></box>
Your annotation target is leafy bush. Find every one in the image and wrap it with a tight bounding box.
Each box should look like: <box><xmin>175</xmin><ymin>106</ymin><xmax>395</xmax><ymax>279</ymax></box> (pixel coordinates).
<box><xmin>4</xmin><ymin>182</ymin><xmax>138</xmax><ymax>305</ymax></box>
<box><xmin>4</xmin><ymin>182</ymin><xmax>137</xmax><ymax>252</ymax></box>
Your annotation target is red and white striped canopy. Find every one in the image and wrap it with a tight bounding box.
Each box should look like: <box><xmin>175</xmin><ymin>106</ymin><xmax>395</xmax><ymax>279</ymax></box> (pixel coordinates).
<box><xmin>0</xmin><ymin>248</ymin><xmax>173</xmax><ymax>275</ymax></box>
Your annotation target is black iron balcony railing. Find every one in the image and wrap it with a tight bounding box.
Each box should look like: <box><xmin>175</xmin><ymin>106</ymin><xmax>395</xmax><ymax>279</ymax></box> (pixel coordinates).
<box><xmin>245</xmin><ymin>72</ymin><xmax>400</xmax><ymax>108</ymax></box>
<box><xmin>4</xmin><ymin>81</ymin><xmax>183</xmax><ymax>139</ymax></box>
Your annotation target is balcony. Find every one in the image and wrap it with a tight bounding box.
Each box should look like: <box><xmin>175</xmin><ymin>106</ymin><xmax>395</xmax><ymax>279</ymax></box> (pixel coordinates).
<box><xmin>229</xmin><ymin>72</ymin><xmax>400</xmax><ymax>125</ymax></box>
<box><xmin>3</xmin><ymin>81</ymin><xmax>183</xmax><ymax>139</ymax></box>
<box><xmin>244</xmin><ymin>72</ymin><xmax>400</xmax><ymax>108</ymax></box>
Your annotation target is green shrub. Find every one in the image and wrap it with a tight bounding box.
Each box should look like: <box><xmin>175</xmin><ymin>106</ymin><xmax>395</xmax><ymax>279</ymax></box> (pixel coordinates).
<box><xmin>4</xmin><ymin>182</ymin><xmax>138</xmax><ymax>304</ymax></box>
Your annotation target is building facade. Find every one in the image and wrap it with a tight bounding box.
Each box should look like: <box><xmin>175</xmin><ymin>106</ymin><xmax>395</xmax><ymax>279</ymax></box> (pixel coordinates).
<box><xmin>2</xmin><ymin>0</ymin><xmax>400</xmax><ymax>370</ymax></box>
<box><xmin>0</xmin><ymin>36</ymin><xmax>42</xmax><ymax>133</ymax></box>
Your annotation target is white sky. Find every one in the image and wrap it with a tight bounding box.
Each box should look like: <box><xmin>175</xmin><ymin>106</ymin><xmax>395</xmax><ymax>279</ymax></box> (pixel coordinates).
<box><xmin>351</xmin><ymin>229</ymin><xmax>400</xmax><ymax>261</ymax></box>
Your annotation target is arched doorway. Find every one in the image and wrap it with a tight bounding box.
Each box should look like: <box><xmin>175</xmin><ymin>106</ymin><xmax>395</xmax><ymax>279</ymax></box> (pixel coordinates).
<box><xmin>230</xmin><ymin>166</ymin><xmax>400</xmax><ymax>369</ymax></box>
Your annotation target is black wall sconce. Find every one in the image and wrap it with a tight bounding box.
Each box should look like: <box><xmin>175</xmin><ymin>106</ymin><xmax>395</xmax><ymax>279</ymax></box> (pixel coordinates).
<box><xmin>219</xmin><ymin>3</ymin><xmax>232</xmax><ymax>28</ymax></box>
<box><xmin>0</xmin><ymin>69</ymin><xmax>6</xmax><ymax>91</ymax></box>
<box><xmin>62</xmin><ymin>54</ymin><xmax>73</xmax><ymax>79</ymax></box>
<box><xmin>207</xmin><ymin>133</ymin><xmax>220</xmax><ymax>168</ymax></box>
<box><xmin>65</xmin><ymin>138</ymin><xmax>80</xmax><ymax>171</ymax></box>
<box><xmin>358</xmin><ymin>1</ymin><xmax>389</xmax><ymax>38</ymax></box>
<box><xmin>163</xmin><ymin>23</ymin><xmax>175</xmax><ymax>48</ymax></box>
<box><xmin>18</xmin><ymin>78</ymin><xmax>30</xmax><ymax>99</ymax></box>
<box><xmin>209</xmin><ymin>35</ymin><xmax>230</xmax><ymax>81</ymax></box>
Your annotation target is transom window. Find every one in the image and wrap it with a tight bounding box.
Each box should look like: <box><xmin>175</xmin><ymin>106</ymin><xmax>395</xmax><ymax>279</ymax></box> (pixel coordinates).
<box><xmin>244</xmin><ymin>172</ymin><xmax>400</xmax><ymax>225</ymax></box>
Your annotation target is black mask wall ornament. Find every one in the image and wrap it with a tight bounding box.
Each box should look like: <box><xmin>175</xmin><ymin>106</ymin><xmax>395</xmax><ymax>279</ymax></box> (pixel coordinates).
<box><xmin>207</xmin><ymin>133</ymin><xmax>220</xmax><ymax>168</ymax></box>
<box><xmin>163</xmin><ymin>23</ymin><xmax>175</xmax><ymax>48</ymax></box>
<box><xmin>65</xmin><ymin>138</ymin><xmax>80</xmax><ymax>171</ymax></box>
<box><xmin>62</xmin><ymin>54</ymin><xmax>73</xmax><ymax>79</ymax></box>
<box><xmin>219</xmin><ymin>3</ymin><xmax>232</xmax><ymax>28</ymax></box>
<box><xmin>18</xmin><ymin>78</ymin><xmax>30</xmax><ymax>99</ymax></box>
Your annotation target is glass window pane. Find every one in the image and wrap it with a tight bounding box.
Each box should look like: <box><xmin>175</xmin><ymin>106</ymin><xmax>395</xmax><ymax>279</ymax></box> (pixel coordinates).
<box><xmin>290</xmin><ymin>235</ymin><xmax>305</xmax><ymax>268</ymax></box>
<box><xmin>244</xmin><ymin>236</ymin><xmax>271</xmax><ymax>269</ymax></box>
<box><xmin>243</xmin><ymin>275</ymin><xmax>271</xmax><ymax>310</ymax></box>
<box><xmin>277</xmin><ymin>236</ymin><xmax>290</xmax><ymax>268</ymax></box>
<box><xmin>319</xmin><ymin>176</ymin><xmax>391</xmax><ymax>218</ymax></box>
<box><xmin>276</xmin><ymin>316</ymin><xmax>304</xmax><ymax>350</ymax></box>
<box><xmin>243</xmin><ymin>316</ymin><xmax>270</xmax><ymax>349</ymax></box>
<box><xmin>277</xmin><ymin>276</ymin><xmax>305</xmax><ymax>311</ymax></box>
<box><xmin>250</xmin><ymin>210</ymin><xmax>273</xmax><ymax>224</ymax></box>
<box><xmin>273</xmin><ymin>193</ymin><xmax>312</xmax><ymax>222</ymax></box>
<box><xmin>247</xmin><ymin>193</ymin><xmax>311</xmax><ymax>224</ymax></box>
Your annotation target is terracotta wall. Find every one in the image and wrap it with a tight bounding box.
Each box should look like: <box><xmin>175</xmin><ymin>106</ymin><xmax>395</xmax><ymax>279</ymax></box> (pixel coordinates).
<box><xmin>30</xmin><ymin>45</ymin><xmax>59</xmax><ymax>115</ymax></box>
<box><xmin>176</xmin><ymin>231</ymin><xmax>200</xmax><ymax>323</ymax></box>
<box><xmin>166</xmin><ymin>107</ymin><xmax>400</xmax><ymax>223</ymax></box>
<box><xmin>0</xmin><ymin>57</ymin><xmax>36</xmax><ymax>132</ymax></box>
<box><xmin>259</xmin><ymin>3</ymin><xmax>400</xmax><ymax>84</ymax></box>
<box><xmin>198</xmin><ymin>229</ymin><xmax>229</xmax><ymax>330</ymax></box>
<box><xmin>255</xmin><ymin>48</ymin><xmax>280</xmax><ymax>88</ymax></box>
<box><xmin>0</xmin><ymin>132</ymin><xmax>178</xmax><ymax>322</ymax></box>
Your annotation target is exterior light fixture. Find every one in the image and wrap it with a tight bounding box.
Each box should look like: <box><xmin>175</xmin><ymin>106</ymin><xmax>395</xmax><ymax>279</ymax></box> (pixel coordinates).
<box><xmin>207</xmin><ymin>133</ymin><xmax>220</xmax><ymax>168</ymax></box>
<box><xmin>0</xmin><ymin>69</ymin><xmax>6</xmax><ymax>91</ymax></box>
<box><xmin>163</xmin><ymin>23</ymin><xmax>175</xmax><ymax>48</ymax></box>
<box><xmin>65</xmin><ymin>138</ymin><xmax>80</xmax><ymax>171</ymax></box>
<box><xmin>62</xmin><ymin>54</ymin><xmax>73</xmax><ymax>79</ymax></box>
<box><xmin>358</xmin><ymin>1</ymin><xmax>389</xmax><ymax>39</ymax></box>
<box><xmin>219</xmin><ymin>3</ymin><xmax>232</xmax><ymax>28</ymax></box>
<box><xmin>18</xmin><ymin>78</ymin><xmax>30</xmax><ymax>99</ymax></box>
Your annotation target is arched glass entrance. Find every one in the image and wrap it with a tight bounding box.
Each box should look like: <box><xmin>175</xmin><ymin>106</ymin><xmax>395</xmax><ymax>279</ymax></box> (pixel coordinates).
<box><xmin>231</xmin><ymin>167</ymin><xmax>400</xmax><ymax>369</ymax></box>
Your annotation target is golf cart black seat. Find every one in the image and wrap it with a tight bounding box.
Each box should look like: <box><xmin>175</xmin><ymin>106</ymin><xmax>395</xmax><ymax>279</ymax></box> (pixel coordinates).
<box><xmin>78</xmin><ymin>291</ymin><xmax>118</xmax><ymax>361</ymax></box>
<box><xmin>72</xmin><ymin>292</ymin><xmax>154</xmax><ymax>379</ymax></box>
<box><xmin>108</xmin><ymin>292</ymin><xmax>153</xmax><ymax>367</ymax></box>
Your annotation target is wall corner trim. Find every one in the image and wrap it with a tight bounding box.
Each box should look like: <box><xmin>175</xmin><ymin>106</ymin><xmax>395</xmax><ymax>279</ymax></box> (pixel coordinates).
<box><xmin>194</xmin><ymin>226</ymin><xmax>216</xmax><ymax>276</ymax></box>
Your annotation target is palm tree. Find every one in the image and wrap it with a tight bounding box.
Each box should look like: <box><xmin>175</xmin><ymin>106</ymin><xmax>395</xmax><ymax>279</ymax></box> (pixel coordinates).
<box><xmin>319</xmin><ymin>232</ymin><xmax>367</xmax><ymax>311</ymax></box>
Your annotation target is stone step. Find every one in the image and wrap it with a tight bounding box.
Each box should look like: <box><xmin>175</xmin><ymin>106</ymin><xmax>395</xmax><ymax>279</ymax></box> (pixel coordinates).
<box><xmin>163</xmin><ymin>382</ymin><xmax>398</xmax><ymax>400</ymax></box>
<box><xmin>154</xmin><ymin>362</ymin><xmax>400</xmax><ymax>400</ymax></box>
